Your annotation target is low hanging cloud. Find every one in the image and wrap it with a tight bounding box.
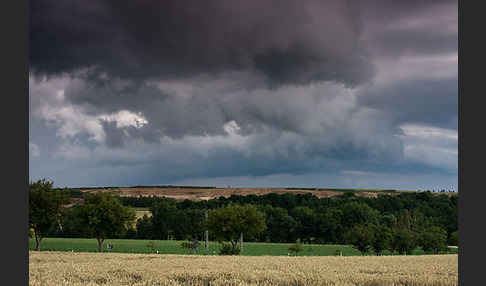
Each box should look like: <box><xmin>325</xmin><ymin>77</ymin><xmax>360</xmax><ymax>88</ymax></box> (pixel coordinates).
<box><xmin>30</xmin><ymin>73</ymin><xmax>404</xmax><ymax>158</ymax></box>
<box><xmin>398</xmin><ymin>124</ymin><xmax>458</xmax><ymax>172</ymax></box>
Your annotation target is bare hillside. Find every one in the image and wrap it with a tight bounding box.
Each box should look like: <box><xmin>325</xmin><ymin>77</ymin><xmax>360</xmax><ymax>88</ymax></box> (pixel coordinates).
<box><xmin>78</xmin><ymin>187</ymin><xmax>401</xmax><ymax>201</ymax></box>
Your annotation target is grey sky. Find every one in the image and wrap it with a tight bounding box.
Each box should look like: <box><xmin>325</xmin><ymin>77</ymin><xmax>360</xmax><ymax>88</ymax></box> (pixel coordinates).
<box><xmin>29</xmin><ymin>0</ymin><xmax>458</xmax><ymax>190</ymax></box>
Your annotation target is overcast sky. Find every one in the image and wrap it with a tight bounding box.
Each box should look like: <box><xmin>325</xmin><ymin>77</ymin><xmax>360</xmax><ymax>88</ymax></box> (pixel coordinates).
<box><xmin>29</xmin><ymin>0</ymin><xmax>458</xmax><ymax>190</ymax></box>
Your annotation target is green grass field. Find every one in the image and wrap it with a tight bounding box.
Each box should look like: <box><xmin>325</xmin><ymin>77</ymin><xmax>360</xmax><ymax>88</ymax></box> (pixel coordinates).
<box><xmin>29</xmin><ymin>238</ymin><xmax>458</xmax><ymax>256</ymax></box>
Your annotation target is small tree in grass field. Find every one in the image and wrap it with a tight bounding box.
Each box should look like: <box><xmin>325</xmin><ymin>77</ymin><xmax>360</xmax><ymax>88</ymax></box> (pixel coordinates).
<box><xmin>207</xmin><ymin>204</ymin><xmax>266</xmax><ymax>255</ymax></box>
<box><xmin>76</xmin><ymin>192</ymin><xmax>136</xmax><ymax>252</ymax></box>
<box><xmin>29</xmin><ymin>179</ymin><xmax>69</xmax><ymax>251</ymax></box>
<box><xmin>288</xmin><ymin>239</ymin><xmax>304</xmax><ymax>256</ymax></box>
<box><xmin>147</xmin><ymin>241</ymin><xmax>156</xmax><ymax>253</ymax></box>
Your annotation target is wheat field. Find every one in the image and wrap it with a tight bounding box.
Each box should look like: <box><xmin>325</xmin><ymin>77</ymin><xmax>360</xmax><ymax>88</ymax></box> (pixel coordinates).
<box><xmin>29</xmin><ymin>251</ymin><xmax>457</xmax><ymax>286</ymax></box>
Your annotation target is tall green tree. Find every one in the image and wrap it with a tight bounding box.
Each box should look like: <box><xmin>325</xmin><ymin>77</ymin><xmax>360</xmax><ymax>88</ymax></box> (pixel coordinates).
<box><xmin>173</xmin><ymin>208</ymin><xmax>205</xmax><ymax>240</ymax></box>
<box><xmin>150</xmin><ymin>200</ymin><xmax>178</xmax><ymax>240</ymax></box>
<box><xmin>207</xmin><ymin>204</ymin><xmax>266</xmax><ymax>253</ymax></box>
<box><xmin>449</xmin><ymin>230</ymin><xmax>458</xmax><ymax>246</ymax></box>
<box><xmin>291</xmin><ymin>206</ymin><xmax>317</xmax><ymax>243</ymax></box>
<box><xmin>370</xmin><ymin>224</ymin><xmax>392</xmax><ymax>256</ymax></box>
<box><xmin>259</xmin><ymin>206</ymin><xmax>297</xmax><ymax>243</ymax></box>
<box><xmin>391</xmin><ymin>227</ymin><xmax>418</xmax><ymax>255</ymax></box>
<box><xmin>341</xmin><ymin>201</ymin><xmax>380</xmax><ymax>229</ymax></box>
<box><xmin>136</xmin><ymin>214</ymin><xmax>154</xmax><ymax>239</ymax></box>
<box><xmin>76</xmin><ymin>192</ymin><xmax>136</xmax><ymax>252</ymax></box>
<box><xmin>380</xmin><ymin>213</ymin><xmax>397</xmax><ymax>228</ymax></box>
<box><xmin>319</xmin><ymin>208</ymin><xmax>344</xmax><ymax>243</ymax></box>
<box><xmin>419</xmin><ymin>226</ymin><xmax>448</xmax><ymax>254</ymax></box>
<box><xmin>29</xmin><ymin>179</ymin><xmax>69</xmax><ymax>251</ymax></box>
<box><xmin>344</xmin><ymin>225</ymin><xmax>374</xmax><ymax>255</ymax></box>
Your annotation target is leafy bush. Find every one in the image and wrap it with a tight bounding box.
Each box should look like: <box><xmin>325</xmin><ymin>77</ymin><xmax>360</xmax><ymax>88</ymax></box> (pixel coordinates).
<box><xmin>180</xmin><ymin>241</ymin><xmax>192</xmax><ymax>249</ymax></box>
<box><xmin>288</xmin><ymin>239</ymin><xmax>304</xmax><ymax>255</ymax></box>
<box><xmin>218</xmin><ymin>243</ymin><xmax>241</xmax><ymax>255</ymax></box>
<box><xmin>180</xmin><ymin>241</ymin><xmax>197</xmax><ymax>254</ymax></box>
<box><xmin>147</xmin><ymin>241</ymin><xmax>156</xmax><ymax>253</ymax></box>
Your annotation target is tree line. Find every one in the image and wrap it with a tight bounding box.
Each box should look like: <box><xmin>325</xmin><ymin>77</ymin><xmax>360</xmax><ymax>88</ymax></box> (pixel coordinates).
<box><xmin>30</xmin><ymin>179</ymin><xmax>458</xmax><ymax>255</ymax></box>
<box><xmin>116</xmin><ymin>191</ymin><xmax>457</xmax><ymax>248</ymax></box>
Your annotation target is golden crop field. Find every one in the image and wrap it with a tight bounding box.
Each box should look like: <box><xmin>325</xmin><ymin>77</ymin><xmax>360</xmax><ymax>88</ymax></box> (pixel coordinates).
<box><xmin>29</xmin><ymin>251</ymin><xmax>458</xmax><ymax>286</ymax></box>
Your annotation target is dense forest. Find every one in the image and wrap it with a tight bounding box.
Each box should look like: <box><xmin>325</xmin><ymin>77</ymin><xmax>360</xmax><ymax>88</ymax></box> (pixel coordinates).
<box><xmin>50</xmin><ymin>191</ymin><xmax>458</xmax><ymax>250</ymax></box>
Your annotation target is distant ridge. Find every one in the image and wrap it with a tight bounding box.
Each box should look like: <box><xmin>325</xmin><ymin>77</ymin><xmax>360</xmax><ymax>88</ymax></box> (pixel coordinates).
<box><xmin>54</xmin><ymin>185</ymin><xmax>457</xmax><ymax>201</ymax></box>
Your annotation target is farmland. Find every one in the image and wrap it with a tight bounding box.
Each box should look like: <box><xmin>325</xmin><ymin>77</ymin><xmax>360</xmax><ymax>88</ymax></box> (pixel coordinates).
<box><xmin>29</xmin><ymin>251</ymin><xmax>458</xmax><ymax>286</ymax></box>
<box><xmin>28</xmin><ymin>238</ymin><xmax>458</xmax><ymax>256</ymax></box>
<box><xmin>62</xmin><ymin>186</ymin><xmax>423</xmax><ymax>202</ymax></box>
<box><xmin>133</xmin><ymin>208</ymin><xmax>151</xmax><ymax>219</ymax></box>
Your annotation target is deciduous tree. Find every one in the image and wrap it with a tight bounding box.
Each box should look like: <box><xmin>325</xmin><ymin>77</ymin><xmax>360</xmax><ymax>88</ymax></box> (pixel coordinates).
<box><xmin>288</xmin><ymin>239</ymin><xmax>304</xmax><ymax>256</ymax></box>
<box><xmin>419</xmin><ymin>226</ymin><xmax>448</xmax><ymax>254</ymax></box>
<box><xmin>77</xmin><ymin>192</ymin><xmax>135</xmax><ymax>252</ymax></box>
<box><xmin>449</xmin><ymin>230</ymin><xmax>458</xmax><ymax>246</ymax></box>
<box><xmin>150</xmin><ymin>200</ymin><xmax>178</xmax><ymax>240</ymax></box>
<box><xmin>344</xmin><ymin>225</ymin><xmax>374</xmax><ymax>255</ymax></box>
<box><xmin>136</xmin><ymin>214</ymin><xmax>154</xmax><ymax>239</ymax></box>
<box><xmin>29</xmin><ymin>179</ymin><xmax>69</xmax><ymax>251</ymax></box>
<box><xmin>207</xmin><ymin>204</ymin><xmax>266</xmax><ymax>253</ymax></box>
<box><xmin>370</xmin><ymin>224</ymin><xmax>392</xmax><ymax>255</ymax></box>
<box><xmin>392</xmin><ymin>227</ymin><xmax>418</xmax><ymax>255</ymax></box>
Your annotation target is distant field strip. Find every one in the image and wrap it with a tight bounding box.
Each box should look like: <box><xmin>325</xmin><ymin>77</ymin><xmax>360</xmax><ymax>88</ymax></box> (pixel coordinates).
<box><xmin>134</xmin><ymin>208</ymin><xmax>151</xmax><ymax>219</ymax></box>
<box><xmin>29</xmin><ymin>238</ymin><xmax>458</xmax><ymax>256</ymax></box>
<box><xmin>29</xmin><ymin>252</ymin><xmax>458</xmax><ymax>286</ymax></box>
<box><xmin>29</xmin><ymin>238</ymin><xmax>361</xmax><ymax>256</ymax></box>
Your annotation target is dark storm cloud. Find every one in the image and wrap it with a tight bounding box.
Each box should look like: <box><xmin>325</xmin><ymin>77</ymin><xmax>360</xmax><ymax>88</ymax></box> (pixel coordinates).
<box><xmin>358</xmin><ymin>78</ymin><xmax>458</xmax><ymax>130</ymax></box>
<box><xmin>29</xmin><ymin>1</ymin><xmax>458</xmax><ymax>189</ymax></box>
<box><xmin>357</xmin><ymin>0</ymin><xmax>457</xmax><ymax>58</ymax></box>
<box><xmin>30</xmin><ymin>0</ymin><xmax>457</xmax><ymax>84</ymax></box>
<box><xmin>30</xmin><ymin>0</ymin><xmax>374</xmax><ymax>86</ymax></box>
